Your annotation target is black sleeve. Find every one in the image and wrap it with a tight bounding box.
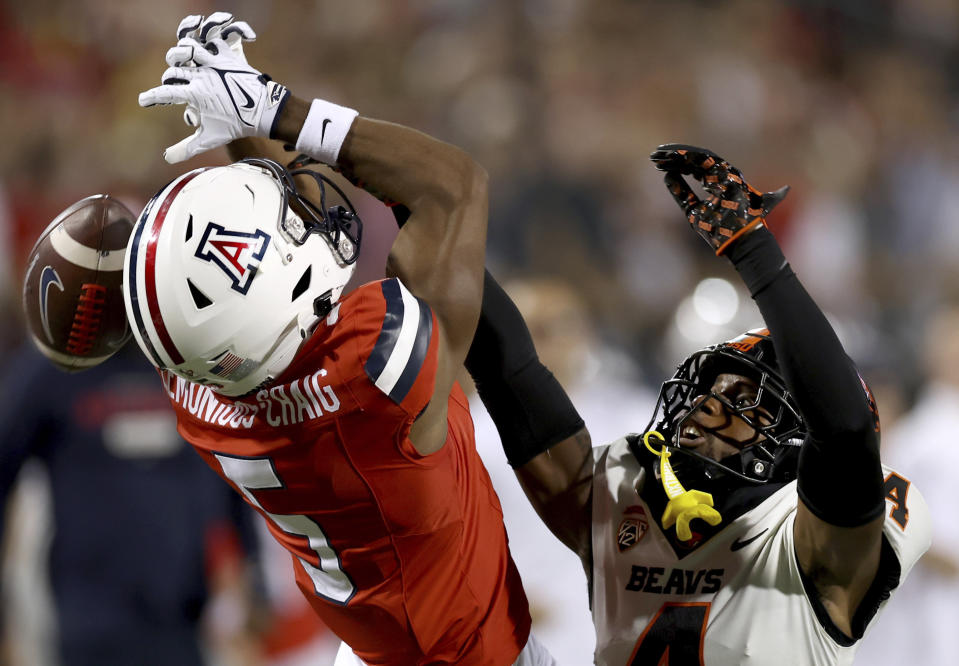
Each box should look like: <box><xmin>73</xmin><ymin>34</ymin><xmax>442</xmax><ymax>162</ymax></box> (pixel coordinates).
<box><xmin>728</xmin><ymin>227</ymin><xmax>884</xmax><ymax>527</ymax></box>
<box><xmin>464</xmin><ymin>271</ymin><xmax>585</xmax><ymax>467</ymax></box>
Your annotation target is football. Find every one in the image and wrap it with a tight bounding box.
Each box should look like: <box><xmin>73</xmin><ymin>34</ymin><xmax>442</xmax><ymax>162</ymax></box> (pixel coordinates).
<box><xmin>22</xmin><ymin>194</ymin><xmax>136</xmax><ymax>372</ymax></box>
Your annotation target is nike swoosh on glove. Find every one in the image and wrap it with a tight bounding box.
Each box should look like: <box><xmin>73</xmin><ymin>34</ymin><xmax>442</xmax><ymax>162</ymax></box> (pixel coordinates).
<box><xmin>139</xmin><ymin>35</ymin><xmax>289</xmax><ymax>164</ymax></box>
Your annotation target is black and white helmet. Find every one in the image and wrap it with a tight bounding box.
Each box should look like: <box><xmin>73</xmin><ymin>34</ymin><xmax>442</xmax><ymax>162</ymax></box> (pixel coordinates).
<box><xmin>645</xmin><ymin>329</ymin><xmax>806</xmax><ymax>485</ymax></box>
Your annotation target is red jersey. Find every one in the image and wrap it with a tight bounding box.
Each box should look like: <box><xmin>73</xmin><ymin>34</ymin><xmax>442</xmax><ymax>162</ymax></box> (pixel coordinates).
<box><xmin>161</xmin><ymin>279</ymin><xmax>530</xmax><ymax>665</ymax></box>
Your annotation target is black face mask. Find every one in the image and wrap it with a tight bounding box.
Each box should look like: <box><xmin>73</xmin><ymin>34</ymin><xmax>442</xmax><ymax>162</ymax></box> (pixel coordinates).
<box><xmin>631</xmin><ymin>438</ymin><xmax>789</xmax><ymax>549</ymax></box>
<box><xmin>238</xmin><ymin>157</ymin><xmax>363</xmax><ymax>265</ymax></box>
<box><xmin>643</xmin><ymin>343</ymin><xmax>805</xmax><ymax>488</ymax></box>
<box><xmin>652</xmin><ymin>427</ymin><xmax>802</xmax><ymax>490</ymax></box>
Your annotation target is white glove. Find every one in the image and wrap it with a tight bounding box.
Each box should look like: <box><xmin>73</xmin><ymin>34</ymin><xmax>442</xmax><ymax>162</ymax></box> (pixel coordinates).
<box><xmin>173</xmin><ymin>12</ymin><xmax>256</xmax><ymax>62</ymax></box>
<box><xmin>139</xmin><ymin>29</ymin><xmax>288</xmax><ymax>163</ymax></box>
<box><xmin>171</xmin><ymin>13</ymin><xmax>258</xmax><ymax>131</ymax></box>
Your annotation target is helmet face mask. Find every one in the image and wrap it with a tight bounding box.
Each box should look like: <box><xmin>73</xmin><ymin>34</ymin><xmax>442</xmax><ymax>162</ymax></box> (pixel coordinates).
<box><xmin>243</xmin><ymin>157</ymin><xmax>362</xmax><ymax>265</ymax></box>
<box><xmin>644</xmin><ymin>329</ymin><xmax>806</xmax><ymax>486</ymax></box>
<box><xmin>123</xmin><ymin>159</ymin><xmax>362</xmax><ymax>397</ymax></box>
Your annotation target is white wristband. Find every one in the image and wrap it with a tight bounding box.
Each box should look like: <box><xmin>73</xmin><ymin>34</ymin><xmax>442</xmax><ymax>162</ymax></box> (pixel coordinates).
<box><xmin>295</xmin><ymin>98</ymin><xmax>358</xmax><ymax>165</ymax></box>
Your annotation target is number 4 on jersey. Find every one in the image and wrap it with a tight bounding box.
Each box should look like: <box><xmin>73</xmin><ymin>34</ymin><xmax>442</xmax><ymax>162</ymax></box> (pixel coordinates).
<box><xmin>884</xmin><ymin>472</ymin><xmax>910</xmax><ymax>530</ymax></box>
<box><xmin>628</xmin><ymin>602</ymin><xmax>709</xmax><ymax>666</ymax></box>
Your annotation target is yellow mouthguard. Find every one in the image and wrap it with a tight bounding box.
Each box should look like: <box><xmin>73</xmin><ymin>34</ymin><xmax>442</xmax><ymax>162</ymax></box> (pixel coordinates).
<box><xmin>643</xmin><ymin>431</ymin><xmax>723</xmax><ymax>541</ymax></box>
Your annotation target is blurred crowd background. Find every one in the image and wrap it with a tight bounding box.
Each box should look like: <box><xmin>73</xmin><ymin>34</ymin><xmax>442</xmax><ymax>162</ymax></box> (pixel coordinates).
<box><xmin>2</xmin><ymin>0</ymin><xmax>958</xmax><ymax>664</ymax></box>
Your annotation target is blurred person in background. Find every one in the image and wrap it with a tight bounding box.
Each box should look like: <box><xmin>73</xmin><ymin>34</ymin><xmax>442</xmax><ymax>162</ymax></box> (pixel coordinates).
<box><xmin>0</xmin><ymin>342</ymin><xmax>264</xmax><ymax>666</ymax></box>
<box><xmin>469</xmin><ymin>277</ymin><xmax>654</xmax><ymax>664</ymax></box>
<box><xmin>852</xmin><ymin>300</ymin><xmax>959</xmax><ymax>665</ymax></box>
<box><xmin>465</xmin><ymin>145</ymin><xmax>930</xmax><ymax>664</ymax></box>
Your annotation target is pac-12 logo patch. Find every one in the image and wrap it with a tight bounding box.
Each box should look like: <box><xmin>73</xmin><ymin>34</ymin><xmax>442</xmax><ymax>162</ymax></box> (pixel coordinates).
<box><xmin>194</xmin><ymin>223</ymin><xmax>270</xmax><ymax>295</ymax></box>
<box><xmin>618</xmin><ymin>505</ymin><xmax>649</xmax><ymax>552</ymax></box>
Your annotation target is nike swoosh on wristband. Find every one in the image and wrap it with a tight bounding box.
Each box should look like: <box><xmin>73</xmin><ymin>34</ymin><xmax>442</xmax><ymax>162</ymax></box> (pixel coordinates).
<box><xmin>730</xmin><ymin>528</ymin><xmax>768</xmax><ymax>551</ymax></box>
<box><xmin>321</xmin><ymin>118</ymin><xmax>332</xmax><ymax>144</ymax></box>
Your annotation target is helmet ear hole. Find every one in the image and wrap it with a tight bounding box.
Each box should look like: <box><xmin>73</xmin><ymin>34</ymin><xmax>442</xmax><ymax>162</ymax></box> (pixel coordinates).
<box><xmin>291</xmin><ymin>266</ymin><xmax>312</xmax><ymax>301</ymax></box>
<box><xmin>313</xmin><ymin>289</ymin><xmax>333</xmax><ymax>317</ymax></box>
<box><xmin>187</xmin><ymin>278</ymin><xmax>213</xmax><ymax>309</ymax></box>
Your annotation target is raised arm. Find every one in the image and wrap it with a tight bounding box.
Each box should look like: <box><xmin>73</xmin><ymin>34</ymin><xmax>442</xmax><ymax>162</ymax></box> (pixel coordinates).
<box><xmin>281</xmin><ymin>105</ymin><xmax>488</xmax><ymax>454</ymax></box>
<box><xmin>139</xmin><ymin>14</ymin><xmax>488</xmax><ymax>455</ymax></box>
<box><xmin>464</xmin><ymin>271</ymin><xmax>593</xmax><ymax>563</ymax></box>
<box><xmin>651</xmin><ymin>145</ymin><xmax>886</xmax><ymax>638</ymax></box>
<box><xmin>228</xmin><ymin>135</ymin><xmax>591</xmax><ymax>555</ymax></box>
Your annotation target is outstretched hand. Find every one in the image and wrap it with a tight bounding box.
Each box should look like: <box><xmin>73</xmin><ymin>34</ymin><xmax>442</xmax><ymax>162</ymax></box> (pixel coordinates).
<box><xmin>138</xmin><ymin>13</ymin><xmax>289</xmax><ymax>164</ymax></box>
<box><xmin>650</xmin><ymin>144</ymin><xmax>788</xmax><ymax>255</ymax></box>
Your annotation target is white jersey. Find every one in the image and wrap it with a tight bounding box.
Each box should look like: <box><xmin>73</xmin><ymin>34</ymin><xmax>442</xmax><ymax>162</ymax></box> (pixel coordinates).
<box><xmin>591</xmin><ymin>437</ymin><xmax>931</xmax><ymax>666</ymax></box>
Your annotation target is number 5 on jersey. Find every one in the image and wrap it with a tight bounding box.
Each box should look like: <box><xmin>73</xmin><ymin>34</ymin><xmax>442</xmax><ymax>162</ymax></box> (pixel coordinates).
<box><xmin>215</xmin><ymin>453</ymin><xmax>356</xmax><ymax>604</ymax></box>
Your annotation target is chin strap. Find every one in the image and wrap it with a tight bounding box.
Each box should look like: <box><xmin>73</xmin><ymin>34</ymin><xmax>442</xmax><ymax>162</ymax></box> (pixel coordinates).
<box><xmin>643</xmin><ymin>431</ymin><xmax>723</xmax><ymax>541</ymax></box>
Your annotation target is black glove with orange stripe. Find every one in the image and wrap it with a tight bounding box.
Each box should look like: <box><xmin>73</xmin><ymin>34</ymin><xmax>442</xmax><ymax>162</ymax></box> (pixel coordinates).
<box><xmin>650</xmin><ymin>144</ymin><xmax>789</xmax><ymax>256</ymax></box>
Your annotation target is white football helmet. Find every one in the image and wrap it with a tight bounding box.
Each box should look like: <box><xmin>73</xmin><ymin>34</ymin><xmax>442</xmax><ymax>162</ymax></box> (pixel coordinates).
<box><xmin>123</xmin><ymin>159</ymin><xmax>360</xmax><ymax>396</ymax></box>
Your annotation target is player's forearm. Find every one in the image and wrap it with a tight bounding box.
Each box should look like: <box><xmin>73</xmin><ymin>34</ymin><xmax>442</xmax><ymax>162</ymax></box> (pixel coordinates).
<box><xmin>278</xmin><ymin>94</ymin><xmax>488</xmax><ymax>325</ymax></box>
<box><xmin>344</xmin><ymin>119</ymin><xmax>487</xmax><ymax>219</ymax></box>
<box><xmin>730</xmin><ymin>228</ymin><xmax>875</xmax><ymax>438</ymax></box>
<box><xmin>464</xmin><ymin>270</ymin><xmax>591</xmax><ymax>552</ymax></box>
<box><xmin>729</xmin><ymin>228</ymin><xmax>884</xmax><ymax>526</ymax></box>
<box><xmin>516</xmin><ymin>430</ymin><xmax>594</xmax><ymax>559</ymax></box>
<box><xmin>277</xmin><ymin>96</ymin><xmax>485</xmax><ymax>217</ymax></box>
<box><xmin>345</xmin><ymin>118</ymin><xmax>489</xmax><ymax>360</ymax></box>
<box><xmin>465</xmin><ymin>271</ymin><xmax>587</xmax><ymax>466</ymax></box>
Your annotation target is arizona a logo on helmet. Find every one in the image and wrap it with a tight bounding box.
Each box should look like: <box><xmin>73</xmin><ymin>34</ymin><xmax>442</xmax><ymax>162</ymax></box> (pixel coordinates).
<box><xmin>194</xmin><ymin>223</ymin><xmax>270</xmax><ymax>295</ymax></box>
